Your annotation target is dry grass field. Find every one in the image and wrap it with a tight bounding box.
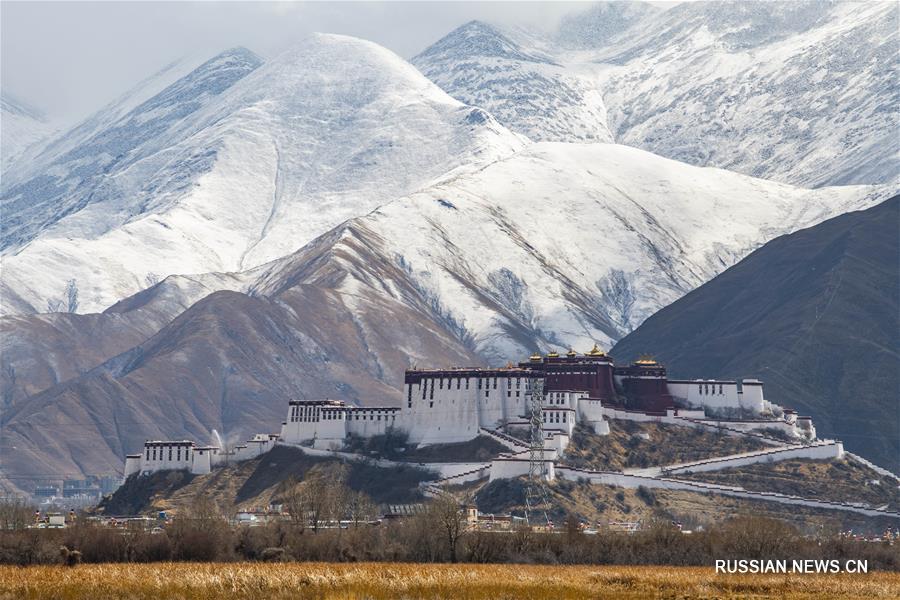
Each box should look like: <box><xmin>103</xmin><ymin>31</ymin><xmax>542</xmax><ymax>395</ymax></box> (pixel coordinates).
<box><xmin>1</xmin><ymin>562</ymin><xmax>898</xmax><ymax>600</ymax></box>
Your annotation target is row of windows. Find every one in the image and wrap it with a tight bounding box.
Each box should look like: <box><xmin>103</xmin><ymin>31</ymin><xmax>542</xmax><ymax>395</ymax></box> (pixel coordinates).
<box><xmin>699</xmin><ymin>384</ymin><xmax>725</xmax><ymax>395</ymax></box>
<box><xmin>419</xmin><ymin>377</ymin><xmax>525</xmax><ymax>391</ymax></box>
<box><xmin>548</xmin><ymin>392</ymin><xmax>569</xmax><ymax>405</ymax></box>
<box><xmin>290</xmin><ymin>404</ymin><xmax>321</xmax><ymax>423</ymax></box>
<box><xmin>542</xmin><ymin>411</ymin><xmax>568</xmax><ymax>424</ymax></box>
<box><xmin>290</xmin><ymin>405</ymin><xmax>398</xmax><ymax>422</ymax></box>
<box><xmin>350</xmin><ymin>413</ymin><xmax>395</xmax><ymax>422</ymax></box>
<box><xmin>145</xmin><ymin>446</ymin><xmax>189</xmax><ymax>462</ymax></box>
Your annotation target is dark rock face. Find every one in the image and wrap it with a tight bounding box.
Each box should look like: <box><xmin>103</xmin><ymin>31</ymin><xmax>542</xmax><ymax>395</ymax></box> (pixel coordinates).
<box><xmin>614</xmin><ymin>197</ymin><xmax>900</xmax><ymax>472</ymax></box>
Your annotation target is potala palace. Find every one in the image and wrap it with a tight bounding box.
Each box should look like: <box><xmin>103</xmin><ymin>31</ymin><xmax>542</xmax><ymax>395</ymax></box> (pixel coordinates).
<box><xmin>124</xmin><ymin>347</ymin><xmax>827</xmax><ymax>482</ymax></box>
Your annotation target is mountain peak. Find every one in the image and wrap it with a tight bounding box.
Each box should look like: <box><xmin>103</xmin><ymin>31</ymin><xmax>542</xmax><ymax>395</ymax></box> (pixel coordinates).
<box><xmin>414</xmin><ymin>20</ymin><xmax>554</xmax><ymax>65</ymax></box>
<box><xmin>555</xmin><ymin>1</ymin><xmax>660</xmax><ymax>50</ymax></box>
<box><xmin>1</xmin><ymin>93</ymin><xmax>47</xmax><ymax>122</ymax></box>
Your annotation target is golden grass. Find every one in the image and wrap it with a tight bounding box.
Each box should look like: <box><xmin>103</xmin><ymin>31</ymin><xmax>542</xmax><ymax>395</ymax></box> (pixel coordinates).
<box><xmin>1</xmin><ymin>562</ymin><xmax>899</xmax><ymax>600</ymax></box>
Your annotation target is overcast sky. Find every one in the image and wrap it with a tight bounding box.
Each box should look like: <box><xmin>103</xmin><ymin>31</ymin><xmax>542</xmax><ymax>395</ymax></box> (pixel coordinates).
<box><xmin>1</xmin><ymin>1</ymin><xmax>676</xmax><ymax>126</ymax></box>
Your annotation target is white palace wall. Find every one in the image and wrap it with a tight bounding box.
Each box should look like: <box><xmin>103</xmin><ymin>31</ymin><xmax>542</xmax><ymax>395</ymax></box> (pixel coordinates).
<box><xmin>667</xmin><ymin>379</ymin><xmax>771</xmax><ymax>414</ymax></box>
<box><xmin>401</xmin><ymin>373</ymin><xmax>531</xmax><ymax>445</ymax></box>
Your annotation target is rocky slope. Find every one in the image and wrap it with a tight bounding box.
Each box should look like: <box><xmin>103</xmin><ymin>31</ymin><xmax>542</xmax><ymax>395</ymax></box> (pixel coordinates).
<box><xmin>613</xmin><ymin>197</ymin><xmax>899</xmax><ymax>472</ymax></box>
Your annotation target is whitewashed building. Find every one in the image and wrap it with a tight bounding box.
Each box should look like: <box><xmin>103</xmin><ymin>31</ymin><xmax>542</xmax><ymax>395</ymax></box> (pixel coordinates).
<box><xmin>124</xmin><ymin>440</ymin><xmax>223</xmax><ymax>477</ymax></box>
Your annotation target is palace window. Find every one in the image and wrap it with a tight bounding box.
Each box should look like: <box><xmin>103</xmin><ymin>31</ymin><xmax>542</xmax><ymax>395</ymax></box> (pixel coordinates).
<box><xmin>507</xmin><ymin>391</ymin><xmax>511</xmax><ymax>397</ymax></box>
<box><xmin>485</xmin><ymin>390</ymin><xmax>489</xmax><ymax>397</ymax></box>
<box><xmin>516</xmin><ymin>391</ymin><xmax>520</xmax><ymax>398</ymax></box>
<box><xmin>719</xmin><ymin>384</ymin><xmax>723</xmax><ymax>394</ymax></box>
<box><xmin>429</xmin><ymin>402</ymin><xmax>434</xmax><ymax>408</ymax></box>
<box><xmin>146</xmin><ymin>448</ymin><xmax>150</xmax><ymax>460</ymax></box>
<box><xmin>457</xmin><ymin>378</ymin><xmax>461</xmax><ymax>389</ymax></box>
<box><xmin>478</xmin><ymin>379</ymin><xmax>482</xmax><ymax>389</ymax></box>
<box><xmin>493</xmin><ymin>378</ymin><xmax>497</xmax><ymax>389</ymax></box>
<box><xmin>168</xmin><ymin>448</ymin><xmax>173</xmax><ymax>461</ymax></box>
<box><xmin>465</xmin><ymin>378</ymin><xmax>469</xmax><ymax>390</ymax></box>
<box><xmin>439</xmin><ymin>378</ymin><xmax>443</xmax><ymax>390</ymax></box>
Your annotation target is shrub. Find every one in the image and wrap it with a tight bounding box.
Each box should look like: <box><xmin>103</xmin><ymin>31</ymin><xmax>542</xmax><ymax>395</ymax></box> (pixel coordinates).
<box><xmin>636</xmin><ymin>486</ymin><xmax>657</xmax><ymax>506</ymax></box>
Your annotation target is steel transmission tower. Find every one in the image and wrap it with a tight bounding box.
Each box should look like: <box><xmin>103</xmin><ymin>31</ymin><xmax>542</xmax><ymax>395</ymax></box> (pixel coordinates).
<box><xmin>524</xmin><ymin>377</ymin><xmax>552</xmax><ymax>527</ymax></box>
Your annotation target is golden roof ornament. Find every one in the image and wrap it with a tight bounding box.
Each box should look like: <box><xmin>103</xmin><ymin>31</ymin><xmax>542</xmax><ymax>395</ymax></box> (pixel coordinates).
<box><xmin>547</xmin><ymin>351</ymin><xmax>560</xmax><ymax>358</ymax></box>
<box><xmin>586</xmin><ymin>343</ymin><xmax>606</xmax><ymax>357</ymax></box>
<box><xmin>529</xmin><ymin>353</ymin><xmax>542</xmax><ymax>362</ymax></box>
<box><xmin>566</xmin><ymin>349</ymin><xmax>577</xmax><ymax>357</ymax></box>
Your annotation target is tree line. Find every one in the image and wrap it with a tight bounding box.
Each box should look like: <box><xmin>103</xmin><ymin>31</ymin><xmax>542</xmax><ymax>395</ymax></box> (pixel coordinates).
<box><xmin>1</xmin><ymin>492</ymin><xmax>897</xmax><ymax>569</ymax></box>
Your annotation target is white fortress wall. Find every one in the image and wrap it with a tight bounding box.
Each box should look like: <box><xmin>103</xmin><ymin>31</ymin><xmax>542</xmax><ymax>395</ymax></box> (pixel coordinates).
<box><xmin>347</xmin><ymin>407</ymin><xmax>399</xmax><ymax>438</ymax></box>
<box><xmin>690</xmin><ymin>418</ymin><xmax>807</xmax><ymax>439</ymax></box>
<box><xmin>191</xmin><ymin>447</ymin><xmax>213</xmax><ymax>474</ymax></box>
<box><xmin>663</xmin><ymin>440</ymin><xmax>844</xmax><ymax>475</ymax></box>
<box><xmin>124</xmin><ymin>455</ymin><xmax>141</xmax><ymax>478</ymax></box>
<box><xmin>432</xmin><ymin>465</ymin><xmax>492</xmax><ymax>487</ymax></box>
<box><xmin>667</xmin><ymin>379</ymin><xmax>767</xmax><ymax>414</ymax></box>
<box><xmin>845</xmin><ymin>452</ymin><xmax>899</xmax><ymax>479</ymax></box>
<box><xmin>490</xmin><ymin>457</ymin><xmax>555</xmax><ymax>481</ymax></box>
<box><xmin>576</xmin><ymin>397</ymin><xmax>611</xmax><ymax>435</ymax></box>
<box><xmin>554</xmin><ymin>466</ymin><xmax>899</xmax><ymax>519</ymax></box>
<box><xmin>402</xmin><ymin>377</ymin><xmax>481</xmax><ymax>444</ymax></box>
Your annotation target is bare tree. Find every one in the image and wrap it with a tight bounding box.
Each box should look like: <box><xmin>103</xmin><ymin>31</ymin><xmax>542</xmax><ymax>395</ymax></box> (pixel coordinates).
<box><xmin>347</xmin><ymin>490</ymin><xmax>377</xmax><ymax>527</ymax></box>
<box><xmin>46</xmin><ymin>298</ymin><xmax>63</xmax><ymax>313</ymax></box>
<box><xmin>0</xmin><ymin>496</ymin><xmax>33</xmax><ymax>531</ymax></box>
<box><xmin>429</xmin><ymin>493</ymin><xmax>465</xmax><ymax>562</ymax></box>
<box><xmin>306</xmin><ymin>463</ymin><xmax>349</xmax><ymax>532</ymax></box>
<box><xmin>282</xmin><ymin>478</ymin><xmax>311</xmax><ymax>533</ymax></box>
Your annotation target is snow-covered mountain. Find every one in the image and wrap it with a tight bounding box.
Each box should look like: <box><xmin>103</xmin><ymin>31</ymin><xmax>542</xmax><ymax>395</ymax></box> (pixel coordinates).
<box><xmin>2</xmin><ymin>143</ymin><xmax>887</xmax><ymax>482</ymax></box>
<box><xmin>412</xmin><ymin>21</ymin><xmax>615</xmax><ymax>143</ymax></box>
<box><xmin>1</xmin><ymin>34</ymin><xmax>524</xmax><ymax>315</ymax></box>
<box><xmin>1</xmin><ymin>47</ymin><xmax>264</xmax><ymax>249</ymax></box>
<box><xmin>554</xmin><ymin>1</ymin><xmax>660</xmax><ymax>50</ymax></box>
<box><xmin>599</xmin><ymin>0</ymin><xmax>899</xmax><ymax>187</ymax></box>
<box><xmin>1</xmin><ymin>54</ymin><xmax>231</xmax><ymax>192</ymax></box>
<box><xmin>254</xmin><ymin>142</ymin><xmax>886</xmax><ymax>363</ymax></box>
<box><xmin>414</xmin><ymin>1</ymin><xmax>899</xmax><ymax>187</ymax></box>
<box><xmin>1</xmin><ymin>94</ymin><xmax>57</xmax><ymax>172</ymax></box>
